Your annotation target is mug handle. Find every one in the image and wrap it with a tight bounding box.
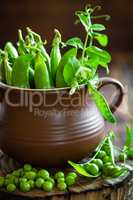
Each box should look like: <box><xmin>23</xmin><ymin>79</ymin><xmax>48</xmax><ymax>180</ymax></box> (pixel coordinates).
<box><xmin>98</xmin><ymin>77</ymin><xmax>125</xmax><ymax>113</ymax></box>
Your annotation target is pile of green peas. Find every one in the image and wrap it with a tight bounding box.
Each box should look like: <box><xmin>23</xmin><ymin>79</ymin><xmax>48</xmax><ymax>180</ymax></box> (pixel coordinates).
<box><xmin>0</xmin><ymin>164</ymin><xmax>77</xmax><ymax>193</ymax></box>
<box><xmin>84</xmin><ymin>143</ymin><xmax>124</xmax><ymax>178</ymax></box>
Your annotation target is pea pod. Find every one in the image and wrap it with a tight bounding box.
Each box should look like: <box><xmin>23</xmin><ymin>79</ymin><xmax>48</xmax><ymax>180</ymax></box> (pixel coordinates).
<box><xmin>12</xmin><ymin>54</ymin><xmax>33</xmax><ymax>88</ymax></box>
<box><xmin>88</xmin><ymin>83</ymin><xmax>116</xmax><ymax>123</ymax></box>
<box><xmin>50</xmin><ymin>29</ymin><xmax>61</xmax><ymax>83</ymax></box>
<box><xmin>68</xmin><ymin>132</ymin><xmax>115</xmax><ymax>178</ymax></box>
<box><xmin>18</xmin><ymin>30</ymin><xmax>29</xmax><ymax>55</ymax></box>
<box><xmin>0</xmin><ymin>51</ymin><xmax>6</xmax><ymax>83</ymax></box>
<box><xmin>26</xmin><ymin>28</ymin><xmax>51</xmax><ymax>72</ymax></box>
<box><xmin>3</xmin><ymin>55</ymin><xmax>12</xmax><ymax>85</ymax></box>
<box><xmin>56</xmin><ymin>48</ymin><xmax>77</xmax><ymax>88</ymax></box>
<box><xmin>4</xmin><ymin>42</ymin><xmax>18</xmax><ymax>63</ymax></box>
<box><xmin>34</xmin><ymin>52</ymin><xmax>51</xmax><ymax>89</ymax></box>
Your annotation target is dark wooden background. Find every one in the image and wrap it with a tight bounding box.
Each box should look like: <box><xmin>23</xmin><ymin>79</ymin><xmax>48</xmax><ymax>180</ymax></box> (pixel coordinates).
<box><xmin>0</xmin><ymin>0</ymin><xmax>133</xmax><ymax>52</ymax></box>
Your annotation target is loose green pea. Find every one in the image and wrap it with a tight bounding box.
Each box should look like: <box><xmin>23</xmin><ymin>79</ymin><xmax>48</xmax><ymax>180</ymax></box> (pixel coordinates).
<box><xmin>47</xmin><ymin>177</ymin><xmax>55</xmax><ymax>185</ymax></box>
<box><xmin>37</xmin><ymin>169</ymin><xmax>49</xmax><ymax>179</ymax></box>
<box><xmin>66</xmin><ymin>172</ymin><xmax>77</xmax><ymax>179</ymax></box>
<box><xmin>20</xmin><ymin>182</ymin><xmax>31</xmax><ymax>193</ymax></box>
<box><xmin>7</xmin><ymin>184</ymin><xmax>16</xmax><ymax>192</ymax></box>
<box><xmin>25</xmin><ymin>171</ymin><xmax>36</xmax><ymax>180</ymax></box>
<box><xmin>66</xmin><ymin>176</ymin><xmax>76</xmax><ymax>187</ymax></box>
<box><xmin>57</xmin><ymin>177</ymin><xmax>65</xmax><ymax>183</ymax></box>
<box><xmin>12</xmin><ymin>170</ymin><xmax>21</xmax><ymax>177</ymax></box>
<box><xmin>0</xmin><ymin>177</ymin><xmax>5</xmax><ymax>187</ymax></box>
<box><xmin>28</xmin><ymin>180</ymin><xmax>34</xmax><ymax>189</ymax></box>
<box><xmin>55</xmin><ymin>171</ymin><xmax>64</xmax><ymax>180</ymax></box>
<box><xmin>57</xmin><ymin>182</ymin><xmax>67</xmax><ymax>191</ymax></box>
<box><xmin>43</xmin><ymin>181</ymin><xmax>53</xmax><ymax>192</ymax></box>
<box><xmin>24</xmin><ymin>164</ymin><xmax>32</xmax><ymax>172</ymax></box>
<box><xmin>19</xmin><ymin>178</ymin><xmax>27</xmax><ymax>183</ymax></box>
<box><xmin>35</xmin><ymin>178</ymin><xmax>45</xmax><ymax>189</ymax></box>
<box><xmin>112</xmin><ymin>166</ymin><xmax>123</xmax><ymax>178</ymax></box>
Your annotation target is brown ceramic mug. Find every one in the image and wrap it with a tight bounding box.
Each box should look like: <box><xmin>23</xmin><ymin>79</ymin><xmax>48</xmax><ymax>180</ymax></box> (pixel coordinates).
<box><xmin>0</xmin><ymin>77</ymin><xmax>124</xmax><ymax>167</ymax></box>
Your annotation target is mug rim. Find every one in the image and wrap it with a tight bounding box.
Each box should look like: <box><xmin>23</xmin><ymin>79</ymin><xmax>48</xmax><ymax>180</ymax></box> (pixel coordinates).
<box><xmin>0</xmin><ymin>81</ymin><xmax>87</xmax><ymax>93</ymax></box>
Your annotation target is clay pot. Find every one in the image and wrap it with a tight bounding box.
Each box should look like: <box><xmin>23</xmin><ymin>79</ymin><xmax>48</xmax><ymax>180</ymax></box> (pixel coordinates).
<box><xmin>0</xmin><ymin>77</ymin><xmax>124</xmax><ymax>167</ymax></box>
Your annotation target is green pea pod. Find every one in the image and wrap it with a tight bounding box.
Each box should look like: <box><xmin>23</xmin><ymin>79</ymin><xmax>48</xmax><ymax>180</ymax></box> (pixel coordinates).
<box><xmin>34</xmin><ymin>52</ymin><xmax>51</xmax><ymax>89</ymax></box>
<box><xmin>26</xmin><ymin>28</ymin><xmax>51</xmax><ymax>72</ymax></box>
<box><xmin>0</xmin><ymin>50</ymin><xmax>6</xmax><ymax>83</ymax></box>
<box><xmin>12</xmin><ymin>54</ymin><xmax>33</xmax><ymax>88</ymax></box>
<box><xmin>56</xmin><ymin>48</ymin><xmax>77</xmax><ymax>88</ymax></box>
<box><xmin>88</xmin><ymin>83</ymin><xmax>116</xmax><ymax>123</ymax></box>
<box><xmin>4</xmin><ymin>55</ymin><xmax>12</xmax><ymax>85</ymax></box>
<box><xmin>50</xmin><ymin>29</ymin><xmax>61</xmax><ymax>83</ymax></box>
<box><xmin>68</xmin><ymin>132</ymin><xmax>115</xmax><ymax>178</ymax></box>
<box><xmin>26</xmin><ymin>28</ymin><xmax>53</xmax><ymax>86</ymax></box>
<box><xmin>18</xmin><ymin>30</ymin><xmax>29</xmax><ymax>55</ymax></box>
<box><xmin>4</xmin><ymin>42</ymin><xmax>18</xmax><ymax>63</ymax></box>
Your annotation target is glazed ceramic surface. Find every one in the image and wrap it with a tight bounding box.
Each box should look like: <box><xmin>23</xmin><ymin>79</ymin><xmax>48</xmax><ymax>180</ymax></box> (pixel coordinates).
<box><xmin>0</xmin><ymin>77</ymin><xmax>124</xmax><ymax>167</ymax></box>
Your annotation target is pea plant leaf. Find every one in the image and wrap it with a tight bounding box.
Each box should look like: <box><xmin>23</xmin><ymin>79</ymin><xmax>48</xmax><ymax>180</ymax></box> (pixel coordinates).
<box><xmin>88</xmin><ymin>83</ymin><xmax>116</xmax><ymax>123</ymax></box>
<box><xmin>91</xmin><ymin>24</ymin><xmax>106</xmax><ymax>31</ymax></box>
<box><xmin>63</xmin><ymin>56</ymin><xmax>80</xmax><ymax>86</ymax></box>
<box><xmin>95</xmin><ymin>34</ymin><xmax>109</xmax><ymax>47</ymax></box>
<box><xmin>86</xmin><ymin>46</ymin><xmax>111</xmax><ymax>64</ymax></box>
<box><xmin>65</xmin><ymin>37</ymin><xmax>84</xmax><ymax>49</ymax></box>
<box><xmin>75</xmin><ymin>12</ymin><xmax>90</xmax><ymax>32</ymax></box>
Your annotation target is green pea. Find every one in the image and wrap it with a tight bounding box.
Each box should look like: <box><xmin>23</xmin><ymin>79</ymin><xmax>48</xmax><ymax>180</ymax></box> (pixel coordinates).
<box><xmin>7</xmin><ymin>183</ymin><xmax>16</xmax><ymax>192</ymax></box>
<box><xmin>43</xmin><ymin>181</ymin><xmax>53</xmax><ymax>192</ymax></box>
<box><xmin>102</xmin><ymin>156</ymin><xmax>111</xmax><ymax>163</ymax></box>
<box><xmin>57</xmin><ymin>182</ymin><xmax>67</xmax><ymax>191</ymax></box>
<box><xmin>19</xmin><ymin>178</ymin><xmax>27</xmax><ymax>183</ymax></box>
<box><xmin>24</xmin><ymin>164</ymin><xmax>32</xmax><ymax>172</ymax></box>
<box><xmin>103</xmin><ymin>165</ymin><xmax>115</xmax><ymax>177</ymax></box>
<box><xmin>112</xmin><ymin>166</ymin><xmax>123</xmax><ymax>178</ymax></box>
<box><xmin>66</xmin><ymin>172</ymin><xmax>77</xmax><ymax>179</ymax></box>
<box><xmin>12</xmin><ymin>170</ymin><xmax>21</xmax><ymax>177</ymax></box>
<box><xmin>55</xmin><ymin>171</ymin><xmax>64</xmax><ymax>180</ymax></box>
<box><xmin>92</xmin><ymin>159</ymin><xmax>103</xmax><ymax>170</ymax></box>
<box><xmin>47</xmin><ymin>177</ymin><xmax>55</xmax><ymax>185</ymax></box>
<box><xmin>25</xmin><ymin>171</ymin><xmax>36</xmax><ymax>180</ymax></box>
<box><xmin>35</xmin><ymin>178</ymin><xmax>45</xmax><ymax>189</ymax></box>
<box><xmin>0</xmin><ymin>176</ymin><xmax>5</xmax><ymax>187</ymax></box>
<box><xmin>14</xmin><ymin>177</ymin><xmax>19</xmax><ymax>186</ymax></box>
<box><xmin>20</xmin><ymin>182</ymin><xmax>31</xmax><ymax>193</ymax></box>
<box><xmin>37</xmin><ymin>169</ymin><xmax>49</xmax><ymax>179</ymax></box>
<box><xmin>28</xmin><ymin>180</ymin><xmax>34</xmax><ymax>189</ymax></box>
<box><xmin>65</xmin><ymin>176</ymin><xmax>76</xmax><ymax>186</ymax></box>
<box><xmin>84</xmin><ymin>163</ymin><xmax>99</xmax><ymax>176</ymax></box>
<box><xmin>97</xmin><ymin>150</ymin><xmax>107</xmax><ymax>159</ymax></box>
<box><xmin>57</xmin><ymin>177</ymin><xmax>65</xmax><ymax>183</ymax></box>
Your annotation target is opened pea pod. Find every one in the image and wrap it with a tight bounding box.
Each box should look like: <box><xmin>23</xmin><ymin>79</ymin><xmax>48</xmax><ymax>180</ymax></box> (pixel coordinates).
<box><xmin>68</xmin><ymin>132</ymin><xmax>128</xmax><ymax>178</ymax></box>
